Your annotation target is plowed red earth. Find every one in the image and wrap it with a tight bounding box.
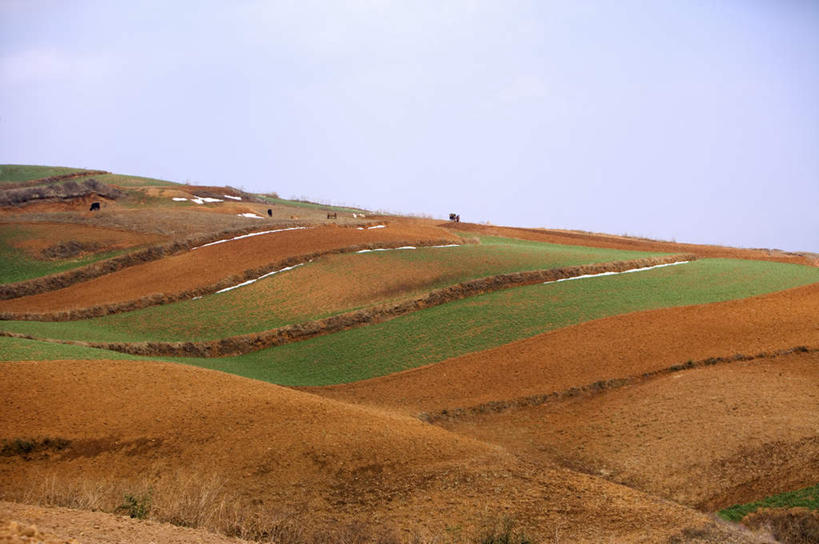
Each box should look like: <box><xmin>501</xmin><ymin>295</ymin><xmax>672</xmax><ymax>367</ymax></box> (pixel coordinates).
<box><xmin>313</xmin><ymin>282</ymin><xmax>819</xmax><ymax>414</ymax></box>
<box><xmin>440</xmin><ymin>351</ymin><xmax>819</xmax><ymax>512</ymax></box>
<box><xmin>0</xmin><ymin>223</ymin><xmax>458</xmax><ymax>314</ymax></box>
<box><xmin>4</xmin><ymin>222</ymin><xmax>166</xmax><ymax>255</ymax></box>
<box><xmin>1</xmin><ymin>359</ymin><xmax>735</xmax><ymax>542</ymax></box>
<box><xmin>449</xmin><ymin>222</ymin><xmax>818</xmax><ymax>266</ymax></box>
<box><xmin>0</xmin><ymin>502</ymin><xmax>250</xmax><ymax>544</ymax></box>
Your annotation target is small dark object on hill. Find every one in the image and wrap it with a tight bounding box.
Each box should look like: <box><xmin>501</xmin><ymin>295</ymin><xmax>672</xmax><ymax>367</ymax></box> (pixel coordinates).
<box><xmin>449</xmin><ymin>213</ymin><xmax>460</xmax><ymax>222</ymax></box>
<box><xmin>327</xmin><ymin>212</ymin><xmax>337</xmax><ymax>219</ymax></box>
<box><xmin>267</xmin><ymin>208</ymin><xmax>272</xmax><ymax>217</ymax></box>
<box><xmin>90</xmin><ymin>202</ymin><xmax>100</xmax><ymax>211</ymax></box>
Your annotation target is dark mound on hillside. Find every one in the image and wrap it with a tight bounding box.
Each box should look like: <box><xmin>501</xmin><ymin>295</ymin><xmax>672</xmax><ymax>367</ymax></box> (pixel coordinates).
<box><xmin>0</xmin><ymin>178</ymin><xmax>123</xmax><ymax>207</ymax></box>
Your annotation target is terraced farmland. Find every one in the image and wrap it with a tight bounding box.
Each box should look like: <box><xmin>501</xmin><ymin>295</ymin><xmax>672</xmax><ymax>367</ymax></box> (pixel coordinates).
<box><xmin>0</xmin><ymin>236</ymin><xmax>670</xmax><ymax>342</ymax></box>
<box><xmin>168</xmin><ymin>258</ymin><xmax>818</xmax><ymax>385</ymax></box>
<box><xmin>2</xmin><ymin>164</ymin><xmax>816</xmax><ymax>543</ymax></box>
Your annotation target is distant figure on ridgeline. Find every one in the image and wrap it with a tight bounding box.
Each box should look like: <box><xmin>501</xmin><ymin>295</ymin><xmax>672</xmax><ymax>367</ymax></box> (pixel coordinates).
<box><xmin>90</xmin><ymin>202</ymin><xmax>100</xmax><ymax>211</ymax></box>
<box><xmin>267</xmin><ymin>208</ymin><xmax>272</xmax><ymax>217</ymax></box>
<box><xmin>449</xmin><ymin>213</ymin><xmax>460</xmax><ymax>223</ymax></box>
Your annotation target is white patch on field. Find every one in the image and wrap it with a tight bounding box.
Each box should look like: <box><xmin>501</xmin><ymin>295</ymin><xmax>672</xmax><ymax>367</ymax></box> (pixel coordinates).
<box><xmin>215</xmin><ymin>263</ymin><xmax>305</xmax><ymax>294</ymax></box>
<box><xmin>356</xmin><ymin>227</ymin><xmax>365</xmax><ymax>230</ymax></box>
<box><xmin>237</xmin><ymin>213</ymin><xmax>263</xmax><ymax>219</ymax></box>
<box><xmin>367</xmin><ymin>224</ymin><xmax>386</xmax><ymax>229</ymax></box>
<box><xmin>191</xmin><ymin>198</ymin><xmax>205</xmax><ymax>205</ymax></box>
<box><xmin>430</xmin><ymin>244</ymin><xmax>459</xmax><ymax>248</ymax></box>
<box><xmin>172</xmin><ymin>197</ymin><xmax>188</xmax><ymax>202</ymax></box>
<box><xmin>192</xmin><ymin>226</ymin><xmax>308</xmax><ymax>250</ymax></box>
<box><xmin>200</xmin><ymin>197</ymin><xmax>223</xmax><ymax>203</ymax></box>
<box><xmin>223</xmin><ymin>195</ymin><xmax>242</xmax><ymax>200</ymax></box>
<box><xmin>356</xmin><ymin>245</ymin><xmax>459</xmax><ymax>254</ymax></box>
<box><xmin>543</xmin><ymin>260</ymin><xmax>690</xmax><ymax>285</ymax></box>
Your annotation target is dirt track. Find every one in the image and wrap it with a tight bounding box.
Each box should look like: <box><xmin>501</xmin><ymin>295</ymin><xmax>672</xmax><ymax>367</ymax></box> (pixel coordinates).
<box><xmin>448</xmin><ymin>222</ymin><xmax>818</xmax><ymax>266</ymax></box>
<box><xmin>0</xmin><ymin>223</ymin><xmax>459</xmax><ymax>314</ymax></box>
<box><xmin>0</xmin><ymin>359</ymin><xmax>736</xmax><ymax>542</ymax></box>
<box><xmin>312</xmin><ymin>282</ymin><xmax>819</xmax><ymax>414</ymax></box>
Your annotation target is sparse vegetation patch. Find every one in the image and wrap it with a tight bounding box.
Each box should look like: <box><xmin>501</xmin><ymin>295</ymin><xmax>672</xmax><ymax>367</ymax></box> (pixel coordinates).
<box><xmin>718</xmin><ymin>483</ymin><xmax>819</xmax><ymax>522</ymax></box>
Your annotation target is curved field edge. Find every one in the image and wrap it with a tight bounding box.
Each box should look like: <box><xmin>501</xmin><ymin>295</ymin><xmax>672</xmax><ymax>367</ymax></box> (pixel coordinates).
<box><xmin>0</xmin><ymin>238</ymin><xmax>459</xmax><ymax>319</ymax></box>
<box><xmin>3</xmin><ymin>260</ymin><xmax>816</xmax><ymax>385</ymax></box>
<box><xmin>0</xmin><ymin>240</ymin><xmax>677</xmax><ymax>343</ymax></box>
<box><xmin>0</xmin><ymin>255</ymin><xmax>692</xmax><ymax>355</ymax></box>
<box><xmin>172</xmin><ymin>259</ymin><xmax>818</xmax><ymax>386</ymax></box>
<box><xmin>1</xmin><ymin>258</ymin><xmax>803</xmax><ymax>385</ymax></box>
<box><xmin>718</xmin><ymin>483</ymin><xmax>819</xmax><ymax>522</ymax></box>
<box><xmin>419</xmin><ymin>346</ymin><xmax>818</xmax><ymax>423</ymax></box>
<box><xmin>0</xmin><ymin>223</ymin><xmax>312</xmax><ymax>300</ymax></box>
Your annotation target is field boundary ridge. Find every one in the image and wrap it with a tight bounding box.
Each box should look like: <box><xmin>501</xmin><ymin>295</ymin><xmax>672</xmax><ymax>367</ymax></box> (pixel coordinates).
<box><xmin>0</xmin><ymin>238</ymin><xmax>461</xmax><ymax>320</ymax></box>
<box><xmin>0</xmin><ymin>223</ymin><xmax>327</xmax><ymax>301</ymax></box>
<box><xmin>1</xmin><ymin>254</ymin><xmax>694</xmax><ymax>356</ymax></box>
<box><xmin>418</xmin><ymin>345</ymin><xmax>818</xmax><ymax>424</ymax></box>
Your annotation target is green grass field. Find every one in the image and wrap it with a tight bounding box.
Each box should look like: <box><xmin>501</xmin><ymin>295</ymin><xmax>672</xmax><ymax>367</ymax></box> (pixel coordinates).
<box><xmin>718</xmin><ymin>483</ymin><xmax>819</xmax><ymax>521</ymax></box>
<box><xmin>0</xmin><ymin>224</ymin><xmax>128</xmax><ymax>284</ymax></box>
<box><xmin>7</xmin><ymin>258</ymin><xmax>811</xmax><ymax>386</ymax></box>
<box><xmin>260</xmin><ymin>194</ymin><xmax>369</xmax><ymax>215</ymax></box>
<box><xmin>0</xmin><ymin>336</ymin><xmax>144</xmax><ymax>361</ymax></box>
<box><xmin>0</xmin><ymin>165</ymin><xmax>91</xmax><ymax>183</ymax></box>
<box><xmin>172</xmin><ymin>259</ymin><xmax>818</xmax><ymax>385</ymax></box>
<box><xmin>0</xmin><ymin>237</ymin><xmax>667</xmax><ymax>342</ymax></box>
<box><xmin>92</xmin><ymin>173</ymin><xmax>179</xmax><ymax>188</ymax></box>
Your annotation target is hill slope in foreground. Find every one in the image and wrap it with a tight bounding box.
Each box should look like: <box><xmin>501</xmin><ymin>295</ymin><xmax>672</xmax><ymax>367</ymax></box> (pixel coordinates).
<box><xmin>1</xmin><ymin>165</ymin><xmax>816</xmax><ymax>543</ymax></box>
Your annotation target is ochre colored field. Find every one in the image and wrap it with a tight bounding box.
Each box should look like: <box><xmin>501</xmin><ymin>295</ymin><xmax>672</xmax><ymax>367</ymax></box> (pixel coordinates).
<box><xmin>3</xmin><ymin>222</ymin><xmax>166</xmax><ymax>255</ymax></box>
<box><xmin>440</xmin><ymin>350</ymin><xmax>819</xmax><ymax>512</ymax></box>
<box><xmin>0</xmin><ymin>359</ymin><xmax>721</xmax><ymax>542</ymax></box>
<box><xmin>0</xmin><ymin>223</ymin><xmax>459</xmax><ymax>314</ymax></box>
<box><xmin>313</xmin><ymin>282</ymin><xmax>819</xmax><ymax>414</ymax></box>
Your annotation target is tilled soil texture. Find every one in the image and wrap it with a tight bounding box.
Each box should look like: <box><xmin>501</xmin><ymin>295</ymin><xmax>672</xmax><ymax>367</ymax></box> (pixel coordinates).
<box><xmin>448</xmin><ymin>222</ymin><xmax>818</xmax><ymax>266</ymax></box>
<box><xmin>439</xmin><ymin>351</ymin><xmax>819</xmax><ymax>512</ymax></box>
<box><xmin>312</xmin><ymin>282</ymin><xmax>819</xmax><ymax>415</ymax></box>
<box><xmin>2</xmin><ymin>222</ymin><xmax>167</xmax><ymax>258</ymax></box>
<box><xmin>0</xmin><ymin>501</ymin><xmax>254</xmax><ymax>544</ymax></box>
<box><xmin>0</xmin><ymin>359</ymin><xmax>738</xmax><ymax>543</ymax></box>
<box><xmin>0</xmin><ymin>223</ymin><xmax>460</xmax><ymax>315</ymax></box>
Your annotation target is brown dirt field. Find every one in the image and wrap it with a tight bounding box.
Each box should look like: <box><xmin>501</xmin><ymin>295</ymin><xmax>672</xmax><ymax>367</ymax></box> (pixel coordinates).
<box><xmin>0</xmin><ymin>223</ymin><xmax>459</xmax><ymax>314</ymax></box>
<box><xmin>439</xmin><ymin>351</ymin><xmax>819</xmax><ymax>512</ymax></box>
<box><xmin>2</xmin><ymin>222</ymin><xmax>167</xmax><ymax>256</ymax></box>
<box><xmin>0</xmin><ymin>359</ymin><xmax>747</xmax><ymax>543</ymax></box>
<box><xmin>311</xmin><ymin>282</ymin><xmax>819</xmax><ymax>415</ymax></box>
<box><xmin>447</xmin><ymin>222</ymin><xmax>818</xmax><ymax>266</ymax></box>
<box><xmin>0</xmin><ymin>501</ymin><xmax>254</xmax><ymax>544</ymax></box>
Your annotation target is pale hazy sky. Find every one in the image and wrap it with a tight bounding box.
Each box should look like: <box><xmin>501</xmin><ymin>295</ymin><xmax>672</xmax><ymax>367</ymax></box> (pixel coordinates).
<box><xmin>2</xmin><ymin>1</ymin><xmax>817</xmax><ymax>251</ymax></box>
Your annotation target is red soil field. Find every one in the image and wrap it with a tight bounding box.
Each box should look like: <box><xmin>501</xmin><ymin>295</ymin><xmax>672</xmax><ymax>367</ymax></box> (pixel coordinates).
<box><xmin>0</xmin><ymin>223</ymin><xmax>459</xmax><ymax>314</ymax></box>
<box><xmin>312</xmin><ymin>282</ymin><xmax>819</xmax><ymax>415</ymax></box>
<box><xmin>4</xmin><ymin>222</ymin><xmax>166</xmax><ymax>255</ymax></box>
<box><xmin>448</xmin><ymin>222</ymin><xmax>818</xmax><ymax>266</ymax></box>
<box><xmin>441</xmin><ymin>350</ymin><xmax>819</xmax><ymax>511</ymax></box>
<box><xmin>0</xmin><ymin>359</ymin><xmax>738</xmax><ymax>542</ymax></box>
<box><xmin>1</xmin><ymin>501</ymin><xmax>251</xmax><ymax>544</ymax></box>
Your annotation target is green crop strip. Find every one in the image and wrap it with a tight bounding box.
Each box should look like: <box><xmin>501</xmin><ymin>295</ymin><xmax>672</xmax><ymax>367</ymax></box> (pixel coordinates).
<box><xmin>0</xmin><ymin>337</ymin><xmax>144</xmax><ymax>361</ymax></box>
<box><xmin>259</xmin><ymin>194</ymin><xmax>368</xmax><ymax>215</ymax></box>
<box><xmin>0</xmin><ymin>237</ymin><xmax>667</xmax><ymax>342</ymax></box>
<box><xmin>171</xmin><ymin>258</ymin><xmax>819</xmax><ymax>386</ymax></box>
<box><xmin>0</xmin><ymin>225</ymin><xmax>129</xmax><ymax>284</ymax></box>
<box><xmin>718</xmin><ymin>483</ymin><xmax>819</xmax><ymax>521</ymax></box>
<box><xmin>0</xmin><ymin>165</ymin><xmax>90</xmax><ymax>183</ymax></box>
